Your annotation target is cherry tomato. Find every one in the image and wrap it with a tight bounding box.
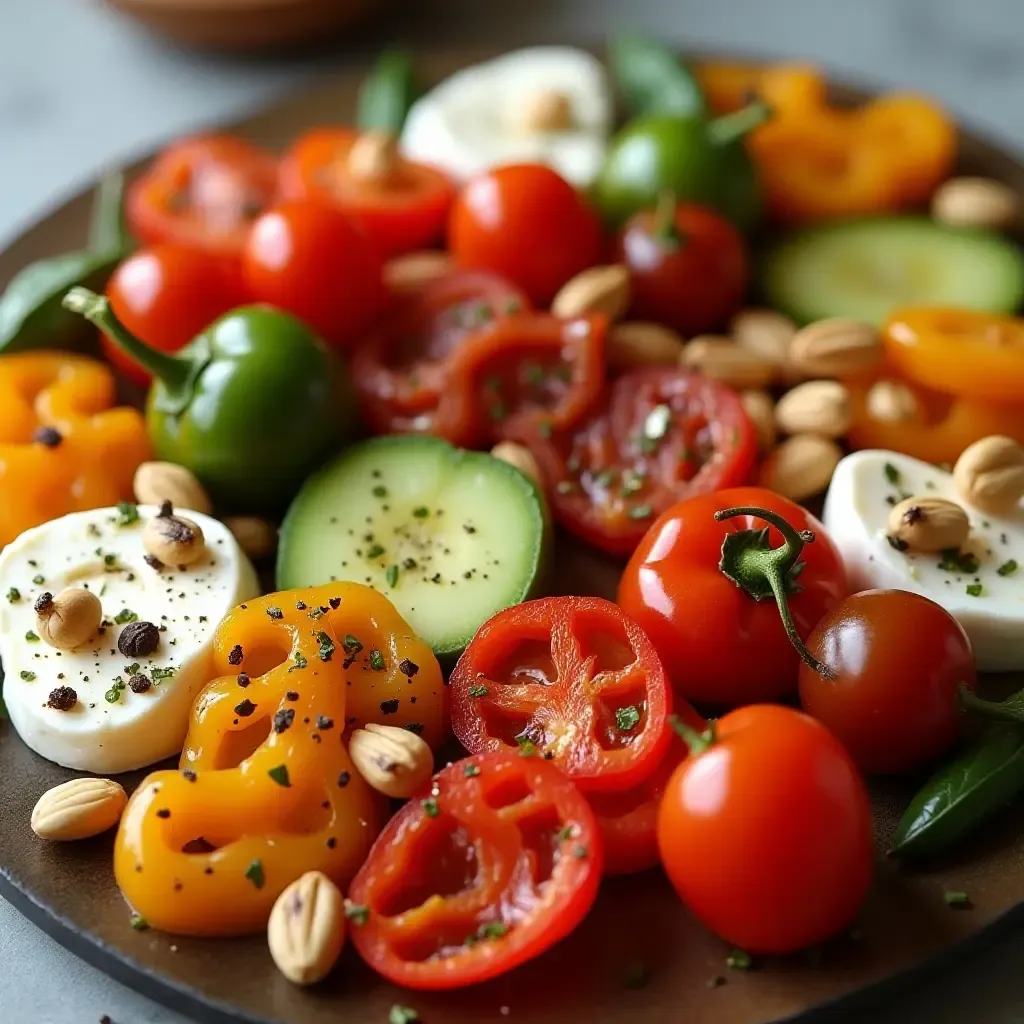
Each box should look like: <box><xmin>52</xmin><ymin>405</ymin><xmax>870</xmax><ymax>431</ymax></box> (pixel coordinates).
<box><xmin>798</xmin><ymin>590</ymin><xmax>977</xmax><ymax>775</ymax></box>
<box><xmin>103</xmin><ymin>245</ymin><xmax>244</xmax><ymax>386</ymax></box>
<box><xmin>278</xmin><ymin>128</ymin><xmax>455</xmax><ymax>257</ymax></box>
<box><xmin>613</xmin><ymin>200</ymin><xmax>748</xmax><ymax>335</ymax></box>
<box><xmin>510</xmin><ymin>367</ymin><xmax>756</xmax><ymax>556</ymax></box>
<box><xmin>347</xmin><ymin>751</ymin><xmax>602</xmax><ymax>990</ymax></box>
<box><xmin>241</xmin><ymin>201</ymin><xmax>386</xmax><ymax>350</ymax></box>
<box><xmin>658</xmin><ymin>705</ymin><xmax>873</xmax><ymax>954</ymax></box>
<box><xmin>449</xmin><ymin>164</ymin><xmax>603</xmax><ymax>306</ymax></box>
<box><xmin>126</xmin><ymin>135</ymin><xmax>278</xmax><ymax>258</ymax></box>
<box><xmin>618</xmin><ymin>490</ymin><xmax>847</xmax><ymax>705</ymax></box>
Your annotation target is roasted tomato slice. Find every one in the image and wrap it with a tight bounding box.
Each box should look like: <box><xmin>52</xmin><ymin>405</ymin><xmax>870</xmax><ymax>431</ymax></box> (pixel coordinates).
<box><xmin>449</xmin><ymin>597</ymin><xmax>672</xmax><ymax>794</ymax></box>
<box><xmin>510</xmin><ymin>366</ymin><xmax>756</xmax><ymax>556</ymax></box>
<box><xmin>346</xmin><ymin>751</ymin><xmax>602</xmax><ymax>990</ymax></box>
<box><xmin>351</xmin><ymin>271</ymin><xmax>528</xmax><ymax>436</ymax></box>
<box><xmin>278</xmin><ymin>128</ymin><xmax>456</xmax><ymax>257</ymax></box>
<box><xmin>126</xmin><ymin>135</ymin><xmax>279</xmax><ymax>257</ymax></box>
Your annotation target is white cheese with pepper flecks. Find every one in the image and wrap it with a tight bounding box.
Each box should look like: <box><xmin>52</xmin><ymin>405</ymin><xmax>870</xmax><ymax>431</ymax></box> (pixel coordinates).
<box><xmin>0</xmin><ymin>505</ymin><xmax>259</xmax><ymax>773</ymax></box>
<box><xmin>823</xmin><ymin>450</ymin><xmax>1023</xmax><ymax>672</ymax></box>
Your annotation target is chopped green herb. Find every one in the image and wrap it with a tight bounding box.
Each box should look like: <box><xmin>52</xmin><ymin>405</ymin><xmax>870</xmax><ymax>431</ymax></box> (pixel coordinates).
<box><xmin>620</xmin><ymin>470</ymin><xmax>644</xmax><ymax>496</ymax></box>
<box><xmin>315</xmin><ymin>631</ymin><xmax>336</xmax><ymax>662</ymax></box>
<box><xmin>150</xmin><ymin>667</ymin><xmax>176</xmax><ymax>681</ymax></box>
<box><xmin>616</xmin><ymin>705</ymin><xmax>641</xmax><ymax>732</ymax></box>
<box><xmin>537</xmin><ymin>419</ymin><xmax>553</xmax><ymax>439</ymax></box>
<box><xmin>369</xmin><ymin>649</ymin><xmax>385</xmax><ymax>671</ymax></box>
<box><xmin>468</xmin><ymin>684</ymin><xmax>489</xmax><ymax>697</ymax></box>
<box><xmin>32</xmin><ymin>575</ymin><xmax>44</xmax><ymax>586</ymax></box>
<box><xmin>573</xmin><ymin>845</ymin><xmax>588</xmax><ymax>859</ymax></box>
<box><xmin>412</xmin><ymin>506</ymin><xmax>429</xmax><ymax>519</ymax></box>
<box><xmin>267</xmin><ymin>764</ymin><xmax>291</xmax><ymax>787</ymax></box>
<box><xmin>103</xmin><ymin>553</ymin><xmax>117</xmax><ymax>568</ymax></box>
<box><xmin>366</xmin><ymin>543</ymin><xmax>386</xmax><ymax>559</ymax></box>
<box><xmin>344</xmin><ymin>902</ymin><xmax>370</xmax><ymax>926</ymax></box>
<box><xmin>19</xmin><ymin>671</ymin><xmax>35</xmax><ymax>682</ymax></box>
<box><xmin>504</xmin><ymin>297</ymin><xmax>521</xmax><ymax>314</ymax></box>
<box><xmin>523</xmin><ymin>362</ymin><xmax>545</xmax><ymax>385</ymax></box>
<box><xmin>554</xmin><ymin>364</ymin><xmax>572</xmax><ymax>381</ymax></box>
<box><xmin>476</xmin><ymin>921</ymin><xmax>508</xmax><ymax>941</ymax></box>
<box><xmin>938</xmin><ymin>548</ymin><xmax>980</xmax><ymax>574</ymax></box>
<box><xmin>463</xmin><ymin>763</ymin><xmax>481</xmax><ymax>778</ymax></box>
<box><xmin>556</xmin><ymin>824</ymin><xmax>575</xmax><ymax>842</ymax></box>
<box><xmin>516</xmin><ymin>735</ymin><xmax>536</xmax><ymax>757</ymax></box>
<box><xmin>625</xmin><ymin>960</ymin><xmax>649</xmax><ymax>990</ymax></box>
<box><xmin>114</xmin><ymin>608</ymin><xmax>138</xmax><ymax>624</ymax></box>
<box><xmin>421</xmin><ymin>797</ymin><xmax>440</xmax><ymax>818</ymax></box>
<box><xmin>116</xmin><ymin>502</ymin><xmax>140</xmax><ymax>526</ymax></box>
<box><xmin>385</xmin><ymin>564</ymin><xmax>399</xmax><ymax>588</ymax></box>
<box><xmin>244</xmin><ymin>859</ymin><xmax>264</xmax><ymax>889</ymax></box>
<box><xmin>727</xmin><ymin>950</ymin><xmax>752</xmax><ymax>970</ymax></box>
<box><xmin>966</xmin><ymin>583</ymin><xmax>984</xmax><ymax>597</ymax></box>
<box><xmin>6</xmin><ymin>588</ymin><xmax>20</xmax><ymax>603</ymax></box>
<box><xmin>628</xmin><ymin>504</ymin><xmax>653</xmax><ymax>520</ymax></box>
<box><xmin>637</xmin><ymin>434</ymin><xmax>659</xmax><ymax>455</ymax></box>
<box><xmin>489</xmin><ymin>402</ymin><xmax>507</xmax><ymax>421</ymax></box>
<box><xmin>104</xmin><ymin>687</ymin><xmax>121</xmax><ymax>704</ymax></box>
<box><xmin>884</xmin><ymin>462</ymin><xmax>900</xmax><ymax>485</ymax></box>
<box><xmin>24</xmin><ymin>630</ymin><xmax>39</xmax><ymax>643</ymax></box>
<box><xmin>289</xmin><ymin>651</ymin><xmax>308</xmax><ymax>672</ymax></box>
<box><xmin>343</xmin><ymin>634</ymin><xmax>363</xmax><ymax>654</ymax></box>
<box><xmin>997</xmin><ymin>559</ymin><xmax>1019</xmax><ymax>576</ymax></box>
<box><xmin>130</xmin><ymin>913</ymin><xmax>149</xmax><ymax>932</ymax></box>
<box><xmin>594</xmin><ymin>468</ymin><xmax>616</xmax><ymax>488</ymax></box>
<box><xmin>643</xmin><ymin>403</ymin><xmax>671</xmax><ymax>442</ymax></box>
<box><xmin>372</xmin><ymin>485</ymin><xmax>388</xmax><ymax>498</ymax></box>
<box><xmin>388</xmin><ymin>1007</ymin><xmax>419</xmax><ymax>1024</ymax></box>
<box><xmin>944</xmin><ymin>890</ymin><xmax>971</xmax><ymax>908</ymax></box>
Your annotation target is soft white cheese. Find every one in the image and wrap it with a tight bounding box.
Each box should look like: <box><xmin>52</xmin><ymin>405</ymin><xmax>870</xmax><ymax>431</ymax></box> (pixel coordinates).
<box><xmin>823</xmin><ymin>450</ymin><xmax>1024</xmax><ymax>672</ymax></box>
<box><xmin>399</xmin><ymin>46</ymin><xmax>613</xmax><ymax>188</ymax></box>
<box><xmin>0</xmin><ymin>506</ymin><xmax>259</xmax><ymax>773</ymax></box>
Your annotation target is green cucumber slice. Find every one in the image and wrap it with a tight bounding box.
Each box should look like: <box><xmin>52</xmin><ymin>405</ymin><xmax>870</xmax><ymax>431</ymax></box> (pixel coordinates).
<box><xmin>761</xmin><ymin>216</ymin><xmax>1024</xmax><ymax>326</ymax></box>
<box><xmin>277</xmin><ymin>436</ymin><xmax>548</xmax><ymax>657</ymax></box>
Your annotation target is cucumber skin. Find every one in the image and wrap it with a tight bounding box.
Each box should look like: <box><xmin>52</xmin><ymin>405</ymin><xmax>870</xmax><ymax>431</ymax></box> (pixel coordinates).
<box><xmin>276</xmin><ymin>435</ymin><xmax>552</xmax><ymax>660</ymax></box>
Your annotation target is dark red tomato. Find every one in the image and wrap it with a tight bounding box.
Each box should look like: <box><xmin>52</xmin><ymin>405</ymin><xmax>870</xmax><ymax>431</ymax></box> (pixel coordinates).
<box><xmin>125</xmin><ymin>135</ymin><xmax>278</xmax><ymax>258</ymax></box>
<box><xmin>449</xmin><ymin>597</ymin><xmax>673</xmax><ymax>794</ymax></box>
<box><xmin>614</xmin><ymin>200</ymin><xmax>748</xmax><ymax>335</ymax></box>
<box><xmin>618</xmin><ymin>488</ymin><xmax>847</xmax><ymax>706</ymax></box>
<box><xmin>103</xmin><ymin>245</ymin><xmax>244</xmax><ymax>386</ymax></box>
<box><xmin>278</xmin><ymin>128</ymin><xmax>455</xmax><ymax>257</ymax></box>
<box><xmin>658</xmin><ymin>704</ymin><xmax>873</xmax><ymax>955</ymax></box>
<box><xmin>509</xmin><ymin>367</ymin><xmax>756</xmax><ymax>556</ymax></box>
<box><xmin>347</xmin><ymin>751</ymin><xmax>602</xmax><ymax>990</ymax></box>
<box><xmin>351</xmin><ymin>271</ymin><xmax>529</xmax><ymax>436</ymax></box>
<box><xmin>241</xmin><ymin>201</ymin><xmax>386</xmax><ymax>350</ymax></box>
<box><xmin>799</xmin><ymin>590</ymin><xmax>977</xmax><ymax>775</ymax></box>
<box><xmin>448</xmin><ymin>164</ymin><xmax>603</xmax><ymax>306</ymax></box>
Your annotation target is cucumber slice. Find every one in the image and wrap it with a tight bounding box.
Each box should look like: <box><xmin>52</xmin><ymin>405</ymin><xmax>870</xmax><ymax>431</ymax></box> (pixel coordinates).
<box><xmin>761</xmin><ymin>217</ymin><xmax>1024</xmax><ymax>326</ymax></box>
<box><xmin>277</xmin><ymin>436</ymin><xmax>548</xmax><ymax>657</ymax></box>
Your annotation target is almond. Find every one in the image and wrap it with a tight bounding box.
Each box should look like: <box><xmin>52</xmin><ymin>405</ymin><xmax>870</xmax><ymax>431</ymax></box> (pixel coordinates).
<box><xmin>35</xmin><ymin>587</ymin><xmax>102</xmax><ymax>650</ymax></box>
<box><xmin>133</xmin><ymin>462</ymin><xmax>212</xmax><ymax>516</ymax></box>
<box><xmin>887</xmin><ymin>496</ymin><xmax>970</xmax><ymax>553</ymax></box>
<box><xmin>774</xmin><ymin>380</ymin><xmax>852</xmax><ymax>439</ymax></box>
<box><xmin>384</xmin><ymin>251</ymin><xmax>454</xmax><ymax>295</ymax></box>
<box><xmin>865</xmin><ymin>379</ymin><xmax>920</xmax><ymax>423</ymax></box>
<box><xmin>681</xmin><ymin>337</ymin><xmax>775</xmax><ymax>390</ymax></box>
<box><xmin>223</xmin><ymin>516</ymin><xmax>276</xmax><ymax>560</ymax></box>
<box><xmin>31</xmin><ymin>778</ymin><xmax>127</xmax><ymax>841</ymax></box>
<box><xmin>953</xmin><ymin>435</ymin><xmax>1024</xmax><ymax>515</ymax></box>
<box><xmin>349</xmin><ymin>723</ymin><xmax>434</xmax><ymax>799</ymax></box>
<box><xmin>491</xmin><ymin>441</ymin><xmax>542</xmax><ymax>488</ymax></box>
<box><xmin>932</xmin><ymin>176</ymin><xmax>1019</xmax><ymax>231</ymax></box>
<box><xmin>731</xmin><ymin>308</ymin><xmax>796</xmax><ymax>366</ymax></box>
<box><xmin>788</xmin><ymin>319</ymin><xmax>883</xmax><ymax>378</ymax></box>
<box><xmin>516</xmin><ymin>89</ymin><xmax>575</xmax><ymax>132</ymax></box>
<box><xmin>740</xmin><ymin>390</ymin><xmax>777</xmax><ymax>453</ymax></box>
<box><xmin>550</xmin><ymin>264</ymin><xmax>630</xmax><ymax>320</ymax></box>
<box><xmin>607</xmin><ymin>321</ymin><xmax>685</xmax><ymax>370</ymax></box>
<box><xmin>143</xmin><ymin>509</ymin><xmax>205</xmax><ymax>567</ymax></box>
<box><xmin>267</xmin><ymin>871</ymin><xmax>345</xmax><ymax>986</ymax></box>
<box><xmin>760</xmin><ymin>435</ymin><xmax>843</xmax><ymax>502</ymax></box>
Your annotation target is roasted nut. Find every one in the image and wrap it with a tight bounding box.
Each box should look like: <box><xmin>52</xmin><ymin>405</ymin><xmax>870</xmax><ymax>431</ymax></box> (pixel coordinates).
<box><xmin>491</xmin><ymin>441</ymin><xmax>542</xmax><ymax>488</ymax></box>
<box><xmin>384</xmin><ymin>251</ymin><xmax>455</xmax><ymax>295</ymax></box>
<box><xmin>133</xmin><ymin>462</ymin><xmax>212</xmax><ymax>516</ymax></box>
<box><xmin>681</xmin><ymin>336</ymin><xmax>776</xmax><ymax>389</ymax></box>
<box><xmin>143</xmin><ymin>508</ymin><xmax>206</xmax><ymax>567</ymax></box>
<box><xmin>550</xmin><ymin>263</ymin><xmax>631</xmax><ymax>320</ymax></box>
<box><xmin>865</xmin><ymin>379</ymin><xmax>920</xmax><ymax>423</ymax></box>
<box><xmin>516</xmin><ymin>89</ymin><xmax>575</xmax><ymax>132</ymax></box>
<box><xmin>953</xmin><ymin>435</ymin><xmax>1024</xmax><ymax>515</ymax></box>
<box><xmin>224</xmin><ymin>517</ymin><xmax>277</xmax><ymax>560</ymax></box>
<box><xmin>887</xmin><ymin>496</ymin><xmax>970</xmax><ymax>553</ymax></box>
<box><xmin>31</xmin><ymin>778</ymin><xmax>127</xmax><ymax>841</ymax></box>
<box><xmin>731</xmin><ymin>308</ymin><xmax>796</xmax><ymax>367</ymax></box>
<box><xmin>349</xmin><ymin>723</ymin><xmax>434</xmax><ymax>799</ymax></box>
<box><xmin>267</xmin><ymin>871</ymin><xmax>345</xmax><ymax>986</ymax></box>
<box><xmin>932</xmin><ymin>176</ymin><xmax>1020</xmax><ymax>231</ymax></box>
<box><xmin>759</xmin><ymin>434</ymin><xmax>843</xmax><ymax>502</ymax></box>
<box><xmin>607</xmin><ymin>321</ymin><xmax>685</xmax><ymax>370</ymax></box>
<box><xmin>740</xmin><ymin>390</ymin><xmax>777</xmax><ymax>453</ymax></box>
<box><xmin>788</xmin><ymin>319</ymin><xmax>883</xmax><ymax>378</ymax></box>
<box><xmin>774</xmin><ymin>380</ymin><xmax>852</xmax><ymax>439</ymax></box>
<box><xmin>347</xmin><ymin>129</ymin><xmax>399</xmax><ymax>183</ymax></box>
<box><xmin>34</xmin><ymin>588</ymin><xmax>102</xmax><ymax>651</ymax></box>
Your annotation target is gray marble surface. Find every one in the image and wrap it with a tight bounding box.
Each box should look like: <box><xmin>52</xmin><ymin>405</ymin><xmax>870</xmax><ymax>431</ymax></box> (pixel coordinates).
<box><xmin>4</xmin><ymin>0</ymin><xmax>1024</xmax><ymax>1021</ymax></box>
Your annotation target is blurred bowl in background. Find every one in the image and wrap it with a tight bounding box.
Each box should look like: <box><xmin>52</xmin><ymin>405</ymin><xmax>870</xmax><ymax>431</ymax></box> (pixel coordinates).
<box><xmin>104</xmin><ymin>0</ymin><xmax>383</xmax><ymax>53</ymax></box>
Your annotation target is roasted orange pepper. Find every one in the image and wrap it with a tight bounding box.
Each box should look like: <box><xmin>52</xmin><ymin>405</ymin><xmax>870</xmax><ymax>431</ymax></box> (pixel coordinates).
<box><xmin>114</xmin><ymin>583</ymin><xmax>446</xmax><ymax>936</ymax></box>
<box><xmin>884</xmin><ymin>307</ymin><xmax>1024</xmax><ymax>403</ymax></box>
<box><xmin>694</xmin><ymin>62</ymin><xmax>827</xmax><ymax>118</ymax></box>
<box><xmin>0</xmin><ymin>353</ymin><xmax>151</xmax><ymax>547</ymax></box>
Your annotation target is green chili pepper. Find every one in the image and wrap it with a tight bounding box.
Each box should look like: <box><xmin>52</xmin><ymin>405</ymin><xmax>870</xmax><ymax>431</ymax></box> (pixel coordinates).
<box><xmin>62</xmin><ymin>288</ymin><xmax>357</xmax><ymax>515</ymax></box>
<box><xmin>356</xmin><ymin>48</ymin><xmax>419</xmax><ymax>134</ymax></box>
<box><xmin>608</xmin><ymin>34</ymin><xmax>706</xmax><ymax>118</ymax></box>
<box><xmin>0</xmin><ymin>174</ymin><xmax>130</xmax><ymax>355</ymax></box>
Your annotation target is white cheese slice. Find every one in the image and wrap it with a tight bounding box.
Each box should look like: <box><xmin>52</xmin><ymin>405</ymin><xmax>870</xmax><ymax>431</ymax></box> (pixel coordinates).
<box><xmin>399</xmin><ymin>46</ymin><xmax>613</xmax><ymax>188</ymax></box>
<box><xmin>823</xmin><ymin>450</ymin><xmax>1024</xmax><ymax>672</ymax></box>
<box><xmin>0</xmin><ymin>505</ymin><xmax>259</xmax><ymax>773</ymax></box>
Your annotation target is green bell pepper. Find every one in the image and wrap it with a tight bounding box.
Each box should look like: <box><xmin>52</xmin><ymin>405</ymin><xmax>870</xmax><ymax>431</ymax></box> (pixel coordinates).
<box><xmin>592</xmin><ymin>100</ymin><xmax>771</xmax><ymax>232</ymax></box>
<box><xmin>62</xmin><ymin>287</ymin><xmax>357</xmax><ymax>515</ymax></box>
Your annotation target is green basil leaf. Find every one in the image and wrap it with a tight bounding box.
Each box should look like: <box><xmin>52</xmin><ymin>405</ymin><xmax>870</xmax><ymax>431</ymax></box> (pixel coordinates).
<box><xmin>608</xmin><ymin>34</ymin><xmax>707</xmax><ymax>118</ymax></box>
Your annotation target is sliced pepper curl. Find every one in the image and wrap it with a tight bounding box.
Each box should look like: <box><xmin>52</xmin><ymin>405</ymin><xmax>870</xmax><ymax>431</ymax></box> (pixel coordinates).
<box><xmin>114</xmin><ymin>583</ymin><xmax>446</xmax><ymax>936</ymax></box>
<box><xmin>0</xmin><ymin>352</ymin><xmax>151</xmax><ymax>547</ymax></box>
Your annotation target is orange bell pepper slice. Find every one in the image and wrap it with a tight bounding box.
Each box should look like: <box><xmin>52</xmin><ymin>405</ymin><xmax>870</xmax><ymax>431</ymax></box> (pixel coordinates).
<box><xmin>884</xmin><ymin>307</ymin><xmax>1024</xmax><ymax>403</ymax></box>
<box><xmin>114</xmin><ymin>583</ymin><xmax>446</xmax><ymax>936</ymax></box>
<box><xmin>0</xmin><ymin>352</ymin><xmax>151</xmax><ymax>548</ymax></box>
<box><xmin>693</xmin><ymin>62</ymin><xmax>827</xmax><ymax>118</ymax></box>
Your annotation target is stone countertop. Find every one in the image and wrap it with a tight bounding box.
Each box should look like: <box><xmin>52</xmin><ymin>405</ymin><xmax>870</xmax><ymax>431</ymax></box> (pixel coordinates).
<box><xmin>4</xmin><ymin>0</ymin><xmax>1024</xmax><ymax>1021</ymax></box>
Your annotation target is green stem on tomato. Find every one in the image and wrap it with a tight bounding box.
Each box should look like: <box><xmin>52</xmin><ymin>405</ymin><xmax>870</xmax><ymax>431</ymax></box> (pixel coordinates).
<box><xmin>708</xmin><ymin>99</ymin><xmax>773</xmax><ymax>147</ymax></box>
<box><xmin>958</xmin><ymin>685</ymin><xmax>1024</xmax><ymax>725</ymax></box>
<box><xmin>652</xmin><ymin>190</ymin><xmax>684</xmax><ymax>248</ymax></box>
<box><xmin>670</xmin><ymin>714</ymin><xmax>716</xmax><ymax>755</ymax></box>
<box><xmin>714</xmin><ymin>505</ymin><xmax>833</xmax><ymax>679</ymax></box>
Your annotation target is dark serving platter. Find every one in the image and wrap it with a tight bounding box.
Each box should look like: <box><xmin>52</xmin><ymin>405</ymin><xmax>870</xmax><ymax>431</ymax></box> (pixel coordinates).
<box><xmin>2</xmin><ymin>47</ymin><xmax>1024</xmax><ymax>1024</ymax></box>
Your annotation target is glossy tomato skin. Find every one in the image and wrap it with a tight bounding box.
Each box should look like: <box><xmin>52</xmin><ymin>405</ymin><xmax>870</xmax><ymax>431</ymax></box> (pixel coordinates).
<box><xmin>798</xmin><ymin>590</ymin><xmax>977</xmax><ymax>775</ymax></box>
<box><xmin>104</xmin><ymin>245</ymin><xmax>244</xmax><ymax>387</ymax></box>
<box><xmin>241</xmin><ymin>201</ymin><xmax>386</xmax><ymax>350</ymax></box>
<box><xmin>618</xmin><ymin>486</ymin><xmax>847</xmax><ymax>706</ymax></box>
<box><xmin>449</xmin><ymin>164</ymin><xmax>603</xmax><ymax>306</ymax></box>
<box><xmin>614</xmin><ymin>204</ymin><xmax>748</xmax><ymax>334</ymax></box>
<box><xmin>658</xmin><ymin>704</ymin><xmax>873</xmax><ymax>954</ymax></box>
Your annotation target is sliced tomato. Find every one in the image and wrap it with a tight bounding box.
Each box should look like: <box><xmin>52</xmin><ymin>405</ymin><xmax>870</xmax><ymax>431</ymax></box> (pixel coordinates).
<box><xmin>278</xmin><ymin>127</ymin><xmax>455</xmax><ymax>257</ymax></box>
<box><xmin>346</xmin><ymin>751</ymin><xmax>602</xmax><ymax>990</ymax></box>
<box><xmin>351</xmin><ymin>271</ymin><xmax>528</xmax><ymax>436</ymax></box>
<box><xmin>509</xmin><ymin>366</ymin><xmax>757</xmax><ymax>556</ymax></box>
<box><xmin>126</xmin><ymin>135</ymin><xmax>279</xmax><ymax>258</ymax></box>
<box><xmin>449</xmin><ymin>597</ymin><xmax>672</xmax><ymax>794</ymax></box>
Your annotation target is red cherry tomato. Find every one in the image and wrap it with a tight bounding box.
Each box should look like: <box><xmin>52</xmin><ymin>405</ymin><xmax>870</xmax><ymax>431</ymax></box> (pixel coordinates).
<box><xmin>614</xmin><ymin>200</ymin><xmax>749</xmax><ymax>335</ymax></box>
<box><xmin>103</xmin><ymin>245</ymin><xmax>244</xmax><ymax>386</ymax></box>
<box><xmin>241</xmin><ymin>201</ymin><xmax>386</xmax><ymax>349</ymax></box>
<box><xmin>798</xmin><ymin>590</ymin><xmax>977</xmax><ymax>775</ymax></box>
<box><xmin>126</xmin><ymin>135</ymin><xmax>278</xmax><ymax>258</ymax></box>
<box><xmin>449</xmin><ymin>597</ymin><xmax>673</xmax><ymax>794</ymax></box>
<box><xmin>449</xmin><ymin>164</ymin><xmax>603</xmax><ymax>306</ymax></box>
<box><xmin>510</xmin><ymin>367</ymin><xmax>757</xmax><ymax>556</ymax></box>
<box><xmin>658</xmin><ymin>705</ymin><xmax>873</xmax><ymax>954</ymax></box>
<box><xmin>278</xmin><ymin>128</ymin><xmax>455</xmax><ymax>257</ymax></box>
<box><xmin>618</xmin><ymin>489</ymin><xmax>847</xmax><ymax>705</ymax></box>
<box><xmin>347</xmin><ymin>751</ymin><xmax>602</xmax><ymax>990</ymax></box>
